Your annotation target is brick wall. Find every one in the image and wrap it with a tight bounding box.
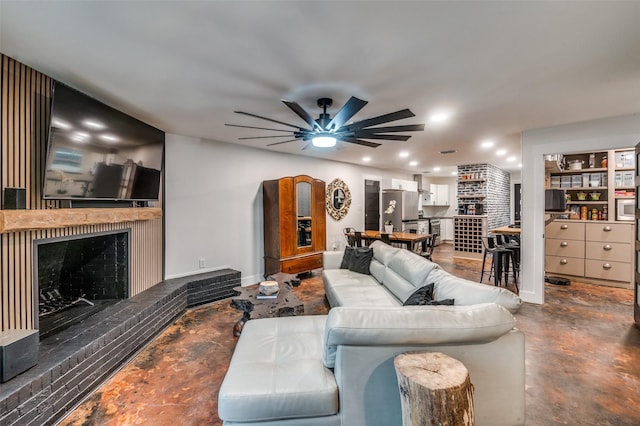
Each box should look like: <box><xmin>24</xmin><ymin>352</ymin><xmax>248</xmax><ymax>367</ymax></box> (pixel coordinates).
<box><xmin>457</xmin><ymin>163</ymin><xmax>511</xmax><ymax>231</ymax></box>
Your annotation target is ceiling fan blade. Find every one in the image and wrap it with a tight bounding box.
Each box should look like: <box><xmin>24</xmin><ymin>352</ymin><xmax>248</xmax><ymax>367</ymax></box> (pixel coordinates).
<box><xmin>342</xmin><ymin>109</ymin><xmax>416</xmax><ymax>131</ymax></box>
<box><xmin>325</xmin><ymin>96</ymin><xmax>368</xmax><ymax>131</ymax></box>
<box><xmin>266</xmin><ymin>139</ymin><xmax>298</xmax><ymax>146</ymax></box>
<box><xmin>235</xmin><ymin>111</ymin><xmax>303</xmax><ymax>130</ymax></box>
<box><xmin>357</xmin><ymin>124</ymin><xmax>425</xmax><ymax>133</ymax></box>
<box><xmin>225</xmin><ymin>123</ymin><xmax>293</xmax><ymax>133</ymax></box>
<box><xmin>341</xmin><ymin>138</ymin><xmax>382</xmax><ymax>148</ymax></box>
<box><xmin>301</xmin><ymin>142</ymin><xmax>312</xmax><ymax>151</ymax></box>
<box><xmin>354</xmin><ymin>134</ymin><xmax>411</xmax><ymax>141</ymax></box>
<box><xmin>281</xmin><ymin>100</ymin><xmax>320</xmax><ymax>130</ymax></box>
<box><xmin>238</xmin><ymin>135</ymin><xmax>295</xmax><ymax>140</ymax></box>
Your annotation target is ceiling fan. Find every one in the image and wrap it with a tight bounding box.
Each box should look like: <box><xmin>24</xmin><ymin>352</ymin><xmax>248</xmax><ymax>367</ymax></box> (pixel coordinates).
<box><xmin>225</xmin><ymin>96</ymin><xmax>425</xmax><ymax>149</ymax></box>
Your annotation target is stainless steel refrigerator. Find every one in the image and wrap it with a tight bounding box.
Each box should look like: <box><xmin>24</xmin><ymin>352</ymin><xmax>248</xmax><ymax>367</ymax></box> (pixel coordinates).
<box><xmin>381</xmin><ymin>190</ymin><xmax>419</xmax><ymax>231</ymax></box>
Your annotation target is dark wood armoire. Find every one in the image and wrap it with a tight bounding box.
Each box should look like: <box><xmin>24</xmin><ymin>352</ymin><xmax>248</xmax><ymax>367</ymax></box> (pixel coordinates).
<box><xmin>263</xmin><ymin>175</ymin><xmax>326</xmax><ymax>278</ymax></box>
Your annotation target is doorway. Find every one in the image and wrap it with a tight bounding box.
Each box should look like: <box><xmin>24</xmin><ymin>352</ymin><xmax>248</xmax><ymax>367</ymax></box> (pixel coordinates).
<box><xmin>364</xmin><ymin>179</ymin><xmax>380</xmax><ymax>231</ymax></box>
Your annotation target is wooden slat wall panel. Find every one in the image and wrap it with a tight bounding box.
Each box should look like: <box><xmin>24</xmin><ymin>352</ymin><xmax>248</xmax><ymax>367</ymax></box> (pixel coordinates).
<box><xmin>0</xmin><ymin>55</ymin><xmax>163</xmax><ymax>331</ymax></box>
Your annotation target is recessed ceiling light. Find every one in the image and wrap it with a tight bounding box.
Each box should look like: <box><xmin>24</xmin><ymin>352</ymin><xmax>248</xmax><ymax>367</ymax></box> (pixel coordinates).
<box><xmin>518</xmin><ymin>163</ymin><xmax>523</xmax><ymax>168</ymax></box>
<box><xmin>362</xmin><ymin>156</ymin><xmax>371</xmax><ymax>162</ymax></box>
<box><xmin>496</xmin><ymin>149</ymin><xmax>507</xmax><ymax>156</ymax></box>
<box><xmin>481</xmin><ymin>139</ymin><xmax>494</xmax><ymax>148</ymax></box>
<box><xmin>83</xmin><ymin>119</ymin><xmax>105</xmax><ymax>130</ymax></box>
<box><xmin>507</xmin><ymin>156</ymin><xmax>517</xmax><ymax>162</ymax></box>
<box><xmin>428</xmin><ymin>112</ymin><xmax>450</xmax><ymax>124</ymax></box>
<box><xmin>433</xmin><ymin>167</ymin><xmax>441</xmax><ymax>172</ymax></box>
<box><xmin>451</xmin><ymin>171</ymin><xmax>458</xmax><ymax>176</ymax></box>
<box><xmin>399</xmin><ymin>151</ymin><xmax>409</xmax><ymax>158</ymax></box>
<box><xmin>409</xmin><ymin>161</ymin><xmax>418</xmax><ymax>166</ymax></box>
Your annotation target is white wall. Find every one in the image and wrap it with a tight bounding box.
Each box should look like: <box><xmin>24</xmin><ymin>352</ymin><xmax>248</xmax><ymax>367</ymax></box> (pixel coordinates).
<box><xmin>521</xmin><ymin>113</ymin><xmax>640</xmax><ymax>304</ymax></box>
<box><xmin>164</xmin><ymin>134</ymin><xmax>415</xmax><ymax>284</ymax></box>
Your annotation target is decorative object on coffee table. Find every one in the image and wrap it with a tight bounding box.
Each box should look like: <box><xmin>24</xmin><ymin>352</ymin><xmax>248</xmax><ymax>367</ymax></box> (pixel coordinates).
<box><xmin>394</xmin><ymin>351</ymin><xmax>475</xmax><ymax>426</ymax></box>
<box><xmin>258</xmin><ymin>280</ymin><xmax>279</xmax><ymax>298</ymax></box>
<box><xmin>231</xmin><ymin>283</ymin><xmax>304</xmax><ymax>336</ymax></box>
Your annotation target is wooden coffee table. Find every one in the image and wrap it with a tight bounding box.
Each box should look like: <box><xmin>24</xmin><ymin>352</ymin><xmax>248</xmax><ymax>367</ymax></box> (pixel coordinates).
<box><xmin>231</xmin><ymin>283</ymin><xmax>304</xmax><ymax>336</ymax></box>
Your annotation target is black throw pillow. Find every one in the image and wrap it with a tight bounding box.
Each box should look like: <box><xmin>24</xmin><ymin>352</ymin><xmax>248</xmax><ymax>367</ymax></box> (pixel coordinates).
<box><xmin>340</xmin><ymin>246</ymin><xmax>354</xmax><ymax>269</ymax></box>
<box><xmin>348</xmin><ymin>246</ymin><xmax>374</xmax><ymax>275</ymax></box>
<box><xmin>403</xmin><ymin>283</ymin><xmax>455</xmax><ymax>306</ymax></box>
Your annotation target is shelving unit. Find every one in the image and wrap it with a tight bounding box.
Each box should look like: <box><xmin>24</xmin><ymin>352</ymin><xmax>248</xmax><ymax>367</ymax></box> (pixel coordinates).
<box><xmin>545</xmin><ymin>148</ymin><xmax>636</xmax><ymax>290</ymax></box>
<box><xmin>457</xmin><ymin>178</ymin><xmax>486</xmax><ymax>215</ymax></box>
<box><xmin>547</xmin><ymin>150</ymin><xmax>637</xmax><ymax>221</ymax></box>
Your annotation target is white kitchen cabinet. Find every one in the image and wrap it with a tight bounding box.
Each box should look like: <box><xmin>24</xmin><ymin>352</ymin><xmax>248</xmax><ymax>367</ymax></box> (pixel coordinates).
<box><xmin>440</xmin><ymin>218</ymin><xmax>454</xmax><ymax>242</ymax></box>
<box><xmin>388</xmin><ymin>178</ymin><xmax>418</xmax><ymax>192</ymax></box>
<box><xmin>423</xmin><ymin>184</ymin><xmax>449</xmax><ymax>206</ymax></box>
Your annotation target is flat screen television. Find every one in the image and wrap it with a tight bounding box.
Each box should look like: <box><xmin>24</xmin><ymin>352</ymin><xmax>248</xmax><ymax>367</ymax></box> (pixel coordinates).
<box><xmin>43</xmin><ymin>82</ymin><xmax>164</xmax><ymax>201</ymax></box>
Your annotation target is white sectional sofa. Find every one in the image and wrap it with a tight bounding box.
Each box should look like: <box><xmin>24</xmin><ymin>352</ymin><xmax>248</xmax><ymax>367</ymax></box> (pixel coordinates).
<box><xmin>323</xmin><ymin>241</ymin><xmax>522</xmax><ymax>313</ymax></box>
<box><xmin>218</xmin><ymin>242</ymin><xmax>525</xmax><ymax>426</ymax></box>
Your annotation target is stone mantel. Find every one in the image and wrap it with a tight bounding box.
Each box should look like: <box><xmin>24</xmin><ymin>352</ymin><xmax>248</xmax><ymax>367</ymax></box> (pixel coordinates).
<box><xmin>0</xmin><ymin>207</ymin><xmax>162</xmax><ymax>233</ymax></box>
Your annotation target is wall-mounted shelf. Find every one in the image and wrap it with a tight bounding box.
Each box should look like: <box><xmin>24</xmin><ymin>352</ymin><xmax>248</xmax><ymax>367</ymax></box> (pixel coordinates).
<box><xmin>566</xmin><ymin>201</ymin><xmax>607</xmax><ymax>205</ymax></box>
<box><xmin>0</xmin><ymin>207</ymin><xmax>162</xmax><ymax>233</ymax></box>
<box><xmin>565</xmin><ymin>186</ymin><xmax>607</xmax><ymax>191</ymax></box>
<box><xmin>458</xmin><ymin>179</ymin><xmax>485</xmax><ymax>183</ymax></box>
<box><xmin>458</xmin><ymin>195</ymin><xmax>486</xmax><ymax>199</ymax></box>
<box><xmin>553</xmin><ymin>167</ymin><xmax>608</xmax><ymax>174</ymax></box>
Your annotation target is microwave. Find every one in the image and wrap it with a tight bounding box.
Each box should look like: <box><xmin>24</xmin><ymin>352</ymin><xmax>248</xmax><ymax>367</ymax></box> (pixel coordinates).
<box><xmin>616</xmin><ymin>198</ymin><xmax>635</xmax><ymax>221</ymax></box>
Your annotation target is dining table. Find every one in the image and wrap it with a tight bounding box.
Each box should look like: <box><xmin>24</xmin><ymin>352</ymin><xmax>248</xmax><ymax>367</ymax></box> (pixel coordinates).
<box><xmin>357</xmin><ymin>230</ymin><xmax>432</xmax><ymax>251</ymax></box>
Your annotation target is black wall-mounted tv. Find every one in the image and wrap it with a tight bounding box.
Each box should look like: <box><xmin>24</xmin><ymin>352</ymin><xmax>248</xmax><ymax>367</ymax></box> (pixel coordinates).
<box><xmin>43</xmin><ymin>82</ymin><xmax>164</xmax><ymax>201</ymax></box>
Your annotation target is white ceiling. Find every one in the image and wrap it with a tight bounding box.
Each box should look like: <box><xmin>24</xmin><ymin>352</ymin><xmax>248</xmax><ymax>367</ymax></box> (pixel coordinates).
<box><xmin>1</xmin><ymin>1</ymin><xmax>639</xmax><ymax>176</ymax></box>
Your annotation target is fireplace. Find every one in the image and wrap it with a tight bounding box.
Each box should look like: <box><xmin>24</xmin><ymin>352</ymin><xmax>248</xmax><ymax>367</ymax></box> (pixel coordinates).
<box><xmin>34</xmin><ymin>231</ymin><xmax>129</xmax><ymax>338</ymax></box>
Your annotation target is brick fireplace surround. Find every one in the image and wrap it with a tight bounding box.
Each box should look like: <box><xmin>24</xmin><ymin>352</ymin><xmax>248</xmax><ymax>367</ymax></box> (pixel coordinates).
<box><xmin>0</xmin><ymin>268</ymin><xmax>240</xmax><ymax>425</ymax></box>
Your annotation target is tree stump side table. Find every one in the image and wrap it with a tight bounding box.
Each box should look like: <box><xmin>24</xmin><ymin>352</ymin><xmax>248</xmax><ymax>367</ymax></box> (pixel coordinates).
<box><xmin>394</xmin><ymin>351</ymin><xmax>475</xmax><ymax>426</ymax></box>
<box><xmin>231</xmin><ymin>283</ymin><xmax>304</xmax><ymax>336</ymax></box>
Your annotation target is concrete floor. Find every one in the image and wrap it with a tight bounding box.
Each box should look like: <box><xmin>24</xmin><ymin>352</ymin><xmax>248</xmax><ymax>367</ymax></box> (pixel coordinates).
<box><xmin>58</xmin><ymin>244</ymin><xmax>640</xmax><ymax>426</ymax></box>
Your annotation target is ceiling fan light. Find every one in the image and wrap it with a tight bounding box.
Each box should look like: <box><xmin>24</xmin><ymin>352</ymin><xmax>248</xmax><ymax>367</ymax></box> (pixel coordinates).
<box><xmin>312</xmin><ymin>135</ymin><xmax>337</xmax><ymax>147</ymax></box>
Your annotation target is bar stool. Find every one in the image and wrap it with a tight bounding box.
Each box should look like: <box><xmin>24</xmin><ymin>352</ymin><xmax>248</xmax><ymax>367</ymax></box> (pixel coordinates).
<box><xmin>480</xmin><ymin>236</ymin><xmax>514</xmax><ymax>287</ymax></box>
<box><xmin>495</xmin><ymin>234</ymin><xmax>520</xmax><ymax>289</ymax></box>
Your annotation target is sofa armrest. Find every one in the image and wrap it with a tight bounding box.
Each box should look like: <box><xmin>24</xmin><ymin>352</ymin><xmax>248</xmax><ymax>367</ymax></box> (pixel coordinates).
<box><xmin>323</xmin><ymin>250</ymin><xmax>345</xmax><ymax>270</ymax></box>
<box><xmin>323</xmin><ymin>303</ymin><xmax>516</xmax><ymax>368</ymax></box>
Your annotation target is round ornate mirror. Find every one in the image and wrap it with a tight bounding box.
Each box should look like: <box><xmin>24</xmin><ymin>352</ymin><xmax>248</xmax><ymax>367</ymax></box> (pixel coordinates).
<box><xmin>326</xmin><ymin>178</ymin><xmax>351</xmax><ymax>221</ymax></box>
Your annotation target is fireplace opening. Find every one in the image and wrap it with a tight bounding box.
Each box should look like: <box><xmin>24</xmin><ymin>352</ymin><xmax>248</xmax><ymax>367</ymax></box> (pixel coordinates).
<box><xmin>35</xmin><ymin>231</ymin><xmax>129</xmax><ymax>339</ymax></box>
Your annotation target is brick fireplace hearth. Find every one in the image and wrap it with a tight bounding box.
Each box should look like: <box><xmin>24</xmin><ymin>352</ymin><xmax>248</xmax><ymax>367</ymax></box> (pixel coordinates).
<box><xmin>0</xmin><ymin>268</ymin><xmax>240</xmax><ymax>425</ymax></box>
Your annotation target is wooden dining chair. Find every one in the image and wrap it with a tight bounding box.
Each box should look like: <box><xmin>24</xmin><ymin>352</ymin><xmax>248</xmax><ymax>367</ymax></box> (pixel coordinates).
<box><xmin>420</xmin><ymin>233</ymin><xmax>438</xmax><ymax>261</ymax></box>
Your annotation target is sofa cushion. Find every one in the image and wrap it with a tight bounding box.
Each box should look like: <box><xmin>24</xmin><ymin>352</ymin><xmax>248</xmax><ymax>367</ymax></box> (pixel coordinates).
<box><xmin>219</xmin><ymin>315</ymin><xmax>338</xmax><ymax>422</ymax></box>
<box><xmin>388</xmin><ymin>248</ymin><xmax>439</xmax><ymax>286</ymax></box>
<box><xmin>427</xmin><ymin>268</ymin><xmax>522</xmax><ymax>313</ymax></box>
<box><xmin>322</xmin><ymin>304</ymin><xmax>516</xmax><ymax>368</ymax></box>
<box><xmin>323</xmin><ymin>269</ymin><xmax>400</xmax><ymax>307</ymax></box>
<box><xmin>371</xmin><ymin>240</ymin><xmax>396</xmax><ymax>267</ymax></box>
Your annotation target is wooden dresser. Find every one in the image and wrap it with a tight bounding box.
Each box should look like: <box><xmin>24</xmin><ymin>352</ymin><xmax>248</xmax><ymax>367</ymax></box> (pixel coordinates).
<box><xmin>263</xmin><ymin>175</ymin><xmax>326</xmax><ymax>278</ymax></box>
<box><xmin>545</xmin><ymin>220</ymin><xmax>634</xmax><ymax>288</ymax></box>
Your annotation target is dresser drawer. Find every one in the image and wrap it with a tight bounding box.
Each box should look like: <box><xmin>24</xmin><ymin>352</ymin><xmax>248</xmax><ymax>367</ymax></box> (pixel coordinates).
<box><xmin>545</xmin><ymin>238</ymin><xmax>585</xmax><ymax>257</ymax></box>
<box><xmin>585</xmin><ymin>222</ymin><xmax>633</xmax><ymax>243</ymax></box>
<box><xmin>585</xmin><ymin>241</ymin><xmax>632</xmax><ymax>263</ymax></box>
<box><xmin>546</xmin><ymin>222</ymin><xmax>585</xmax><ymax>240</ymax></box>
<box><xmin>545</xmin><ymin>255</ymin><xmax>585</xmax><ymax>276</ymax></box>
<box><xmin>585</xmin><ymin>259</ymin><xmax>631</xmax><ymax>282</ymax></box>
<box><xmin>280</xmin><ymin>253</ymin><xmax>323</xmax><ymax>274</ymax></box>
